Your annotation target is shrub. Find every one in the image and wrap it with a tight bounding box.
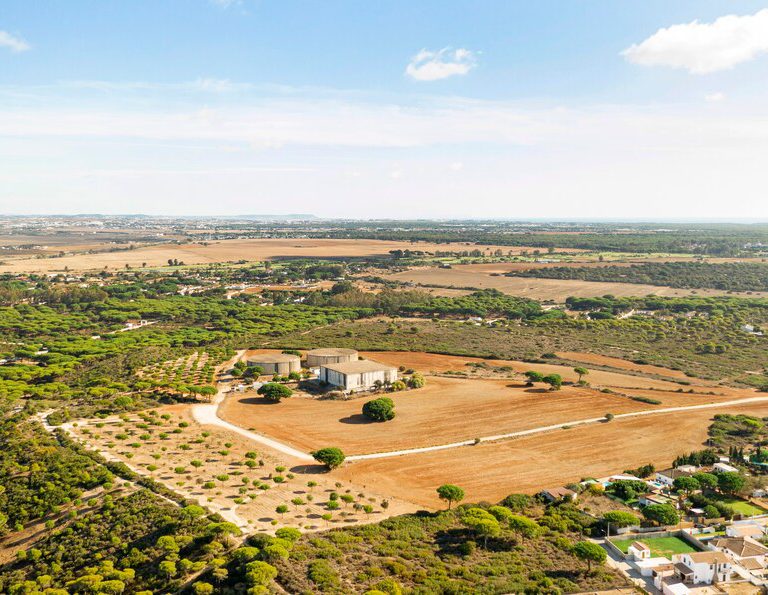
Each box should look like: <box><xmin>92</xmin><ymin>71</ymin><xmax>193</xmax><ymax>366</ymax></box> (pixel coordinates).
<box><xmin>362</xmin><ymin>397</ymin><xmax>396</xmax><ymax>422</ymax></box>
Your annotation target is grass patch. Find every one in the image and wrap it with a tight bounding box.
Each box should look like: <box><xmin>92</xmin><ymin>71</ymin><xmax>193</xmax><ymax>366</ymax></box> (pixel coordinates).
<box><xmin>709</xmin><ymin>495</ymin><xmax>767</xmax><ymax>517</ymax></box>
<box><xmin>611</xmin><ymin>536</ymin><xmax>696</xmax><ymax>557</ymax></box>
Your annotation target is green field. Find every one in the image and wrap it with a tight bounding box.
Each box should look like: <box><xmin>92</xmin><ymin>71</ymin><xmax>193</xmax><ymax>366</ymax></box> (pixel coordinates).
<box><xmin>710</xmin><ymin>495</ymin><xmax>768</xmax><ymax>517</ymax></box>
<box><xmin>612</xmin><ymin>535</ymin><xmax>697</xmax><ymax>557</ymax></box>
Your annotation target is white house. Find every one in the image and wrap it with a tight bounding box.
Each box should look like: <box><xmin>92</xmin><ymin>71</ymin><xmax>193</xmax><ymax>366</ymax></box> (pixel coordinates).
<box><xmin>713</xmin><ymin>462</ymin><xmax>739</xmax><ymax>473</ymax></box>
<box><xmin>628</xmin><ymin>541</ymin><xmax>651</xmax><ymax>560</ymax></box>
<box><xmin>656</xmin><ymin>468</ymin><xmax>693</xmax><ymax>487</ymax></box>
<box><xmin>673</xmin><ymin>551</ymin><xmax>731</xmax><ymax>585</ymax></box>
<box><xmin>319</xmin><ymin>360</ymin><xmax>398</xmax><ymax>392</ymax></box>
<box><xmin>710</xmin><ymin>536</ymin><xmax>768</xmax><ymax>567</ymax></box>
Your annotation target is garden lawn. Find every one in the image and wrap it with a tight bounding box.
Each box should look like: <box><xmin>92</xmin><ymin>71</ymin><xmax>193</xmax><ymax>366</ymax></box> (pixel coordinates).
<box><xmin>612</xmin><ymin>536</ymin><xmax>696</xmax><ymax>557</ymax></box>
<box><xmin>711</xmin><ymin>495</ymin><xmax>768</xmax><ymax>517</ymax></box>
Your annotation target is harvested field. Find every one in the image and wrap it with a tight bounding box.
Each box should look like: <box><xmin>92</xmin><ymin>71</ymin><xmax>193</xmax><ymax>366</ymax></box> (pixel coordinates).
<box><xmin>359</xmin><ymin>351</ymin><xmax>703</xmax><ymax>391</ymax></box>
<box><xmin>383</xmin><ymin>265</ymin><xmax>763</xmax><ymax>300</ymax></box>
<box><xmin>0</xmin><ymin>239</ymin><xmax>570</xmax><ymax>273</ymax></box>
<box><xmin>220</xmin><ymin>351</ymin><xmax>747</xmax><ymax>456</ymax></box>
<box><xmin>333</xmin><ymin>400</ymin><xmax>768</xmax><ymax>508</ymax></box>
<box><xmin>555</xmin><ymin>351</ymin><xmax>697</xmax><ymax>381</ymax></box>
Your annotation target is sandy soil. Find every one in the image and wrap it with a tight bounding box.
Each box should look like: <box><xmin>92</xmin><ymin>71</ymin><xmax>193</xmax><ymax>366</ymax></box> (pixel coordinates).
<box><xmin>333</xmin><ymin>401</ymin><xmax>768</xmax><ymax>508</ymax></box>
<box><xmin>555</xmin><ymin>351</ymin><xmax>697</xmax><ymax>381</ymax></box>
<box><xmin>382</xmin><ymin>266</ymin><xmax>768</xmax><ymax>300</ymax></box>
<box><xmin>359</xmin><ymin>351</ymin><xmax>701</xmax><ymax>391</ymax></box>
<box><xmin>0</xmin><ymin>239</ymin><xmax>576</xmax><ymax>273</ymax></box>
<box><xmin>220</xmin><ymin>374</ymin><xmax>741</xmax><ymax>456</ymax></box>
<box><xmin>68</xmin><ymin>406</ymin><xmax>416</xmax><ymax>534</ymax></box>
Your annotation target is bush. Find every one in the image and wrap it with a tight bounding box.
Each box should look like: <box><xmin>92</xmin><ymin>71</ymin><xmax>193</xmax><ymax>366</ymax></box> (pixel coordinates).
<box><xmin>257</xmin><ymin>383</ymin><xmax>293</xmax><ymax>402</ymax></box>
<box><xmin>362</xmin><ymin>397</ymin><xmax>396</xmax><ymax>422</ymax></box>
<box><xmin>312</xmin><ymin>447</ymin><xmax>346</xmax><ymax>470</ymax></box>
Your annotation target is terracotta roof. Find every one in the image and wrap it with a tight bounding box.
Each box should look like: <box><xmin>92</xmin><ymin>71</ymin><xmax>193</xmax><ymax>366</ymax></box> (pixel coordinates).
<box><xmin>631</xmin><ymin>541</ymin><xmax>650</xmax><ymax>551</ymax></box>
<box><xmin>541</xmin><ymin>487</ymin><xmax>577</xmax><ymax>499</ymax></box>
<box><xmin>711</xmin><ymin>537</ymin><xmax>768</xmax><ymax>558</ymax></box>
<box><xmin>320</xmin><ymin>359</ymin><xmax>397</xmax><ymax>375</ymax></box>
<box><xmin>687</xmin><ymin>550</ymin><xmax>731</xmax><ymax>564</ymax></box>
<box><xmin>740</xmin><ymin>557</ymin><xmax>766</xmax><ymax>571</ymax></box>
<box><xmin>657</xmin><ymin>468</ymin><xmax>692</xmax><ymax>479</ymax></box>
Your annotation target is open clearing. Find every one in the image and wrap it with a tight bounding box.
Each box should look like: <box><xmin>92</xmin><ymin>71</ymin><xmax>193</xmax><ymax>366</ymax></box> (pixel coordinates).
<box><xmin>333</xmin><ymin>400</ymin><xmax>768</xmax><ymax>508</ymax></box>
<box><xmin>0</xmin><ymin>238</ymin><xmax>570</xmax><ymax>273</ymax></box>
<box><xmin>382</xmin><ymin>265</ymin><xmax>767</xmax><ymax>300</ymax></box>
<box><xmin>611</xmin><ymin>536</ymin><xmax>696</xmax><ymax>556</ymax></box>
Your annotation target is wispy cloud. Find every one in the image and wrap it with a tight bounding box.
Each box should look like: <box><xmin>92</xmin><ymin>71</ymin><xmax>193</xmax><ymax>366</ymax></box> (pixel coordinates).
<box><xmin>0</xmin><ymin>30</ymin><xmax>30</xmax><ymax>53</ymax></box>
<box><xmin>405</xmin><ymin>47</ymin><xmax>476</xmax><ymax>81</ymax></box>
<box><xmin>209</xmin><ymin>0</ymin><xmax>242</xmax><ymax>8</ymax></box>
<box><xmin>60</xmin><ymin>78</ymin><xmax>251</xmax><ymax>93</ymax></box>
<box><xmin>622</xmin><ymin>9</ymin><xmax>768</xmax><ymax>74</ymax></box>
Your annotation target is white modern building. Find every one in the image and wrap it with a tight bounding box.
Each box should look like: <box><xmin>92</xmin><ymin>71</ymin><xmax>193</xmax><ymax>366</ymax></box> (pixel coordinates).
<box><xmin>319</xmin><ymin>360</ymin><xmax>398</xmax><ymax>392</ymax></box>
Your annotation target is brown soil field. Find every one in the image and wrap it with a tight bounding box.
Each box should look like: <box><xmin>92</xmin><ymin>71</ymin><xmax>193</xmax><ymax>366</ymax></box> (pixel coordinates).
<box><xmin>382</xmin><ymin>266</ymin><xmax>768</xmax><ymax>300</ymax></box>
<box><xmin>68</xmin><ymin>406</ymin><xmax>416</xmax><ymax>533</ymax></box>
<box><xmin>359</xmin><ymin>351</ymin><xmax>701</xmax><ymax>391</ymax></box>
<box><xmin>334</xmin><ymin>401</ymin><xmax>768</xmax><ymax>508</ymax></box>
<box><xmin>0</xmin><ymin>239</ymin><xmax>577</xmax><ymax>273</ymax></box>
<box><xmin>220</xmin><ymin>374</ymin><xmax>739</xmax><ymax>455</ymax></box>
<box><xmin>555</xmin><ymin>351</ymin><xmax>696</xmax><ymax>381</ymax></box>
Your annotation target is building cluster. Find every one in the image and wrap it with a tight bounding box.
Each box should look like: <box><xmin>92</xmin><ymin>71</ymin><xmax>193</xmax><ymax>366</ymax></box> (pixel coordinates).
<box><xmin>623</xmin><ymin>526</ymin><xmax>768</xmax><ymax>594</ymax></box>
<box><xmin>245</xmin><ymin>348</ymin><xmax>398</xmax><ymax>393</ymax></box>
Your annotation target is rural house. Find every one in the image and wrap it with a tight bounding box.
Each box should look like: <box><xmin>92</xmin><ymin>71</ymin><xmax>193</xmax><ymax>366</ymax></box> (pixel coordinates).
<box><xmin>319</xmin><ymin>360</ymin><xmax>398</xmax><ymax>392</ymax></box>
<box><xmin>539</xmin><ymin>487</ymin><xmax>577</xmax><ymax>503</ymax></box>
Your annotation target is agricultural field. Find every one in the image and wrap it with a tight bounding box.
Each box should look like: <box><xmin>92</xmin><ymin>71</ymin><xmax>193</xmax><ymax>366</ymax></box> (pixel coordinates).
<box><xmin>219</xmin><ymin>350</ymin><xmax>743</xmax><ymax>456</ymax></box>
<box><xmin>381</xmin><ymin>265</ymin><xmax>767</xmax><ymax>300</ymax></box>
<box><xmin>0</xmin><ymin>238</ymin><xmax>567</xmax><ymax>273</ymax></box>
<box><xmin>137</xmin><ymin>351</ymin><xmax>216</xmax><ymax>388</ymax></box>
<box><xmin>66</xmin><ymin>407</ymin><xmax>416</xmax><ymax>534</ymax></box>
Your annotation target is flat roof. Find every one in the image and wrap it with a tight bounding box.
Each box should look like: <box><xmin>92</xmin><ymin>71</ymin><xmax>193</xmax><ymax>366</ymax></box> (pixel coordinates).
<box><xmin>321</xmin><ymin>359</ymin><xmax>397</xmax><ymax>375</ymax></box>
<box><xmin>307</xmin><ymin>348</ymin><xmax>358</xmax><ymax>356</ymax></box>
<box><xmin>246</xmin><ymin>353</ymin><xmax>301</xmax><ymax>363</ymax></box>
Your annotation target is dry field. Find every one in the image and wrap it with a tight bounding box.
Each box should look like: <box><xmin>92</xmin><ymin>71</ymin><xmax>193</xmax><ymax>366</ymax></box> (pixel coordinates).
<box><xmin>67</xmin><ymin>406</ymin><xmax>416</xmax><ymax>534</ymax></box>
<box><xmin>382</xmin><ymin>265</ymin><xmax>767</xmax><ymax>300</ymax></box>
<box><xmin>220</xmin><ymin>375</ymin><xmax>738</xmax><ymax>456</ymax></box>
<box><xmin>0</xmin><ymin>239</ymin><xmax>573</xmax><ymax>273</ymax></box>
<box><xmin>334</xmin><ymin>401</ymin><xmax>768</xmax><ymax>508</ymax></box>
<box><xmin>555</xmin><ymin>351</ymin><xmax>696</xmax><ymax>381</ymax></box>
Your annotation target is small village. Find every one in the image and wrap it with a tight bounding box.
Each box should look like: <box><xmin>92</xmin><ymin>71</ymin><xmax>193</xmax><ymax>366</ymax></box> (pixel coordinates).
<box><xmin>542</xmin><ymin>457</ymin><xmax>768</xmax><ymax>594</ymax></box>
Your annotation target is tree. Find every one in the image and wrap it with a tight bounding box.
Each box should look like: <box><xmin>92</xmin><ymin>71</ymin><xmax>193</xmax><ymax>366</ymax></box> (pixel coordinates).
<box><xmin>408</xmin><ymin>373</ymin><xmax>426</xmax><ymax>389</ymax></box>
<box><xmin>436</xmin><ymin>484</ymin><xmax>465</xmax><ymax>510</ymax></box>
<box><xmin>275</xmin><ymin>504</ymin><xmax>288</xmax><ymax>518</ymax></box>
<box><xmin>717</xmin><ymin>472</ymin><xmax>745</xmax><ymax>495</ymax></box>
<box><xmin>602</xmin><ymin>511</ymin><xmax>639</xmax><ymax>533</ymax></box>
<box><xmin>193</xmin><ymin>583</ymin><xmax>214</xmax><ymax>595</ymax></box>
<box><xmin>507</xmin><ymin>514</ymin><xmax>541</xmax><ymax>538</ymax></box>
<box><xmin>673</xmin><ymin>476</ymin><xmax>700</xmax><ymax>496</ymax></box>
<box><xmin>574</xmin><ymin>367</ymin><xmax>589</xmax><ymax>383</ymax></box>
<box><xmin>642</xmin><ymin>503</ymin><xmax>679</xmax><ymax>526</ymax></box>
<box><xmin>692</xmin><ymin>472</ymin><xmax>719</xmax><ymax>491</ymax></box>
<box><xmin>524</xmin><ymin>371</ymin><xmax>544</xmax><ymax>385</ymax></box>
<box><xmin>573</xmin><ymin>541</ymin><xmax>606</xmax><ymax>574</ymax></box>
<box><xmin>461</xmin><ymin>508</ymin><xmax>501</xmax><ymax>548</ymax></box>
<box><xmin>542</xmin><ymin>374</ymin><xmax>562</xmax><ymax>390</ymax></box>
<box><xmin>312</xmin><ymin>447</ymin><xmax>346</xmax><ymax>470</ymax></box>
<box><xmin>245</xmin><ymin>561</ymin><xmax>277</xmax><ymax>588</ymax></box>
<box><xmin>362</xmin><ymin>397</ymin><xmax>396</xmax><ymax>422</ymax></box>
<box><xmin>257</xmin><ymin>383</ymin><xmax>293</xmax><ymax>402</ymax></box>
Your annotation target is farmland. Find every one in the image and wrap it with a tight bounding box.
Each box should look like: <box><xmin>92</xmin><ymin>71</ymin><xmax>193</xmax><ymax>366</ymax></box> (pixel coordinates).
<box><xmin>0</xmin><ymin>238</ymin><xmax>564</xmax><ymax>273</ymax></box>
<box><xmin>381</xmin><ymin>264</ymin><xmax>768</xmax><ymax>300</ymax></box>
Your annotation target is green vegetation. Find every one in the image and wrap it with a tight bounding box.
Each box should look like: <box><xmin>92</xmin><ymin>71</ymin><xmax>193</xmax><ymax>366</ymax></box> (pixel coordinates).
<box><xmin>312</xmin><ymin>447</ymin><xmax>346</xmax><ymax>470</ymax></box>
<box><xmin>274</xmin><ymin>501</ymin><xmax>625</xmax><ymax>594</ymax></box>
<box><xmin>510</xmin><ymin>262</ymin><xmax>768</xmax><ymax>293</ymax></box>
<box><xmin>611</xmin><ymin>536</ymin><xmax>695</xmax><ymax>557</ymax></box>
<box><xmin>257</xmin><ymin>382</ymin><xmax>294</xmax><ymax>402</ymax></box>
<box><xmin>362</xmin><ymin>397</ymin><xmax>396</xmax><ymax>422</ymax></box>
<box><xmin>277</xmin><ymin>295</ymin><xmax>768</xmax><ymax>387</ymax></box>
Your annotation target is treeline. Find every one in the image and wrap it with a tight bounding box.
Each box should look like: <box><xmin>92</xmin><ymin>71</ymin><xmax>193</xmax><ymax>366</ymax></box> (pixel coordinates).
<box><xmin>304</xmin><ymin>286</ymin><xmax>558</xmax><ymax>321</ymax></box>
<box><xmin>510</xmin><ymin>262</ymin><xmax>768</xmax><ymax>292</ymax></box>
<box><xmin>564</xmin><ymin>294</ymin><xmax>768</xmax><ymax>317</ymax></box>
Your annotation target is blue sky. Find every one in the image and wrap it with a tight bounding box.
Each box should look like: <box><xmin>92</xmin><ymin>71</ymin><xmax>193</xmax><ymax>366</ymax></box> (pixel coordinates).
<box><xmin>1</xmin><ymin>1</ymin><xmax>768</xmax><ymax>218</ymax></box>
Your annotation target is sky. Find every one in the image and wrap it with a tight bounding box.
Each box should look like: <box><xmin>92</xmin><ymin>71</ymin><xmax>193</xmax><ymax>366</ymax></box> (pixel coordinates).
<box><xmin>1</xmin><ymin>1</ymin><xmax>768</xmax><ymax>219</ymax></box>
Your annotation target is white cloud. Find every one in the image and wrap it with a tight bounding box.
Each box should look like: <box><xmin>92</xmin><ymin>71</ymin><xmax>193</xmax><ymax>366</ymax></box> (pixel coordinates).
<box><xmin>705</xmin><ymin>92</ymin><xmax>726</xmax><ymax>102</ymax></box>
<box><xmin>405</xmin><ymin>47</ymin><xmax>476</xmax><ymax>81</ymax></box>
<box><xmin>622</xmin><ymin>9</ymin><xmax>768</xmax><ymax>74</ymax></box>
<box><xmin>210</xmin><ymin>0</ymin><xmax>241</xmax><ymax>7</ymax></box>
<box><xmin>0</xmin><ymin>30</ymin><xmax>30</xmax><ymax>53</ymax></box>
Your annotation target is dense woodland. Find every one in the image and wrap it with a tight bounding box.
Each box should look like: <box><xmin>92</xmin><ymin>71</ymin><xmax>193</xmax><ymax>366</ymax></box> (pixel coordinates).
<box><xmin>509</xmin><ymin>261</ymin><xmax>768</xmax><ymax>292</ymax></box>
